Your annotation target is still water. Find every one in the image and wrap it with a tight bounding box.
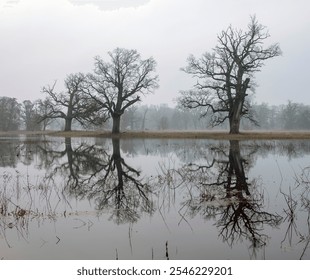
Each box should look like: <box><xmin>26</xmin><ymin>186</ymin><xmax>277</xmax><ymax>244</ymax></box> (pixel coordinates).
<box><xmin>0</xmin><ymin>135</ymin><xmax>310</xmax><ymax>260</ymax></box>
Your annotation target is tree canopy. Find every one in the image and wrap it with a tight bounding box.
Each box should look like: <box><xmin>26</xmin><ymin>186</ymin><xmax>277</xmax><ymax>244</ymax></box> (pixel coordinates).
<box><xmin>41</xmin><ymin>73</ymin><xmax>107</xmax><ymax>131</ymax></box>
<box><xmin>87</xmin><ymin>48</ymin><xmax>159</xmax><ymax>133</ymax></box>
<box><xmin>179</xmin><ymin>16</ymin><xmax>282</xmax><ymax>134</ymax></box>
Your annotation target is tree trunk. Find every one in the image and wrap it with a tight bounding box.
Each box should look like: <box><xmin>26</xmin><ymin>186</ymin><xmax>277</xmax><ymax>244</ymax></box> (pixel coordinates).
<box><xmin>229</xmin><ymin>105</ymin><xmax>242</xmax><ymax>134</ymax></box>
<box><xmin>229</xmin><ymin>140</ymin><xmax>250</xmax><ymax>195</ymax></box>
<box><xmin>112</xmin><ymin>138</ymin><xmax>121</xmax><ymax>158</ymax></box>
<box><xmin>64</xmin><ymin>118</ymin><xmax>72</xmax><ymax>131</ymax></box>
<box><xmin>111</xmin><ymin>138</ymin><xmax>124</xmax><ymax>208</ymax></box>
<box><xmin>65</xmin><ymin>137</ymin><xmax>74</xmax><ymax>176</ymax></box>
<box><xmin>141</xmin><ymin>108</ymin><xmax>148</xmax><ymax>130</ymax></box>
<box><xmin>229</xmin><ymin>78</ymin><xmax>250</xmax><ymax>134</ymax></box>
<box><xmin>112</xmin><ymin>114</ymin><xmax>121</xmax><ymax>134</ymax></box>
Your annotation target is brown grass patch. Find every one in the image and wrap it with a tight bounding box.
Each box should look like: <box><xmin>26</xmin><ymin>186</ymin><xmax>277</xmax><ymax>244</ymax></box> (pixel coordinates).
<box><xmin>1</xmin><ymin>129</ymin><xmax>310</xmax><ymax>140</ymax></box>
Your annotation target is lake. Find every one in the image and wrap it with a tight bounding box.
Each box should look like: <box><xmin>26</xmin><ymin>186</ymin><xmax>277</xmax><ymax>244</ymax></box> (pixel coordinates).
<box><xmin>0</xmin><ymin>135</ymin><xmax>310</xmax><ymax>260</ymax></box>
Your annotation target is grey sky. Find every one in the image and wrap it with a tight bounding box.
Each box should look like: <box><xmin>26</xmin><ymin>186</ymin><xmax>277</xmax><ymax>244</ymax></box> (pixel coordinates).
<box><xmin>69</xmin><ymin>0</ymin><xmax>150</xmax><ymax>10</ymax></box>
<box><xmin>0</xmin><ymin>0</ymin><xmax>309</xmax><ymax>106</ymax></box>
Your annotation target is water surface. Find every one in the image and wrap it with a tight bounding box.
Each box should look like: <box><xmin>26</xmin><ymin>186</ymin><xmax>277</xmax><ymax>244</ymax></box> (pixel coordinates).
<box><xmin>0</xmin><ymin>136</ymin><xmax>310</xmax><ymax>259</ymax></box>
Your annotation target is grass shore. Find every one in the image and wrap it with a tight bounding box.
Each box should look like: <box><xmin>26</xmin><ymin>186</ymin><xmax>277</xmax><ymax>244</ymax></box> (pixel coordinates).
<box><xmin>1</xmin><ymin>129</ymin><xmax>310</xmax><ymax>140</ymax></box>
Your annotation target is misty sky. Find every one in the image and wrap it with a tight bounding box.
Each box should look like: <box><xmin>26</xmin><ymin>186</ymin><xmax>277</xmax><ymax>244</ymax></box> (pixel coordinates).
<box><xmin>0</xmin><ymin>0</ymin><xmax>309</xmax><ymax>106</ymax></box>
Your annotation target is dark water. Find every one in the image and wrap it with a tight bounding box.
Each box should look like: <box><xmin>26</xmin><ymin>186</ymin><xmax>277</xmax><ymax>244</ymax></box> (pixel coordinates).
<box><xmin>0</xmin><ymin>135</ymin><xmax>310</xmax><ymax>260</ymax></box>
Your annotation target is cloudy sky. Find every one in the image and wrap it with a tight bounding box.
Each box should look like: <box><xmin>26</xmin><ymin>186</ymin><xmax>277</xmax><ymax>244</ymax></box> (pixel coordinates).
<box><xmin>0</xmin><ymin>0</ymin><xmax>309</xmax><ymax>106</ymax></box>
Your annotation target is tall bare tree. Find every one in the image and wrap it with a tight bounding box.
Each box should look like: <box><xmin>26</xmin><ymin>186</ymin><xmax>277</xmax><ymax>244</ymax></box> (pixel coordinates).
<box><xmin>87</xmin><ymin>48</ymin><xmax>159</xmax><ymax>134</ymax></box>
<box><xmin>179</xmin><ymin>16</ymin><xmax>282</xmax><ymax>134</ymax></box>
<box><xmin>41</xmin><ymin>73</ymin><xmax>107</xmax><ymax>131</ymax></box>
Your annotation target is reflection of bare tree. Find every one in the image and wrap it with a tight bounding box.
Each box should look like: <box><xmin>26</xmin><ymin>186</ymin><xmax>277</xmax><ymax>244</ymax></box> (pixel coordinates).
<box><xmin>156</xmin><ymin>140</ymin><xmax>282</xmax><ymax>255</ymax></box>
<box><xmin>86</xmin><ymin>138</ymin><xmax>154</xmax><ymax>224</ymax></box>
<box><xmin>40</xmin><ymin>138</ymin><xmax>153</xmax><ymax>224</ymax></box>
<box><xmin>36</xmin><ymin>137</ymin><xmax>109</xmax><ymax>191</ymax></box>
<box><xmin>63</xmin><ymin>137</ymin><xmax>109</xmax><ymax>190</ymax></box>
<box><xmin>214</xmin><ymin>141</ymin><xmax>282</xmax><ymax>250</ymax></box>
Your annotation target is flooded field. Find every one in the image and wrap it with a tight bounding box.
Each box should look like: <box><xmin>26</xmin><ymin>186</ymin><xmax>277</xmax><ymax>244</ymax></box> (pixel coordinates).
<box><xmin>0</xmin><ymin>135</ymin><xmax>310</xmax><ymax>260</ymax></box>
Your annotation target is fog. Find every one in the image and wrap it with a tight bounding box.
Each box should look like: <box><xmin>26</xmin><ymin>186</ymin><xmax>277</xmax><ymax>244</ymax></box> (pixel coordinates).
<box><xmin>1</xmin><ymin>0</ymin><xmax>310</xmax><ymax>106</ymax></box>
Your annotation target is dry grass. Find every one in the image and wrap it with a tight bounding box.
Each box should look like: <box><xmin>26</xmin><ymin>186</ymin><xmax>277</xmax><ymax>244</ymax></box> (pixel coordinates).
<box><xmin>1</xmin><ymin>129</ymin><xmax>310</xmax><ymax>140</ymax></box>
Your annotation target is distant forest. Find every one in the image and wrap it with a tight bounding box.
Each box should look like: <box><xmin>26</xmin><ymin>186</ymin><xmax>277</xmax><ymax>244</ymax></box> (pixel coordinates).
<box><xmin>0</xmin><ymin>96</ymin><xmax>309</xmax><ymax>131</ymax></box>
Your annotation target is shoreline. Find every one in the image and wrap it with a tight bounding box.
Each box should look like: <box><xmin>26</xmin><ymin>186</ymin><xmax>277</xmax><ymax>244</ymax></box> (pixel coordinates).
<box><xmin>1</xmin><ymin>129</ymin><xmax>310</xmax><ymax>140</ymax></box>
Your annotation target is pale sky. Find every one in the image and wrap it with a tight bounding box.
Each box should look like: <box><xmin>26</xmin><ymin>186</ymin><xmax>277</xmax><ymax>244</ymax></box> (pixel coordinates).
<box><xmin>0</xmin><ymin>0</ymin><xmax>309</xmax><ymax>106</ymax></box>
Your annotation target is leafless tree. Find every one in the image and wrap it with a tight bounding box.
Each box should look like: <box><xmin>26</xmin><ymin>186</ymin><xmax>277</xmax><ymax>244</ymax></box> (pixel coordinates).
<box><xmin>179</xmin><ymin>16</ymin><xmax>281</xmax><ymax>134</ymax></box>
<box><xmin>87</xmin><ymin>48</ymin><xmax>159</xmax><ymax>134</ymax></box>
<box><xmin>41</xmin><ymin>73</ymin><xmax>107</xmax><ymax>131</ymax></box>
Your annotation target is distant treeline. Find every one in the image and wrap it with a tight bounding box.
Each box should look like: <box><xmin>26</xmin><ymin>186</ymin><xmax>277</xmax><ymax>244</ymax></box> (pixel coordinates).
<box><xmin>0</xmin><ymin>96</ymin><xmax>309</xmax><ymax>131</ymax></box>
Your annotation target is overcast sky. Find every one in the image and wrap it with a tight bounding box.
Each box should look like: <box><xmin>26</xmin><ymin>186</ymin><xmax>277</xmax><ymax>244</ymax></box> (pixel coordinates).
<box><xmin>1</xmin><ymin>0</ymin><xmax>309</xmax><ymax>106</ymax></box>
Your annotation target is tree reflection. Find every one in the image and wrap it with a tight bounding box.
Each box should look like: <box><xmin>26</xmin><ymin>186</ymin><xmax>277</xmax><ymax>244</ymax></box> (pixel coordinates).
<box><xmin>0</xmin><ymin>136</ymin><xmax>44</xmax><ymax>167</ymax></box>
<box><xmin>36</xmin><ymin>137</ymin><xmax>107</xmax><ymax>191</ymax></box>
<box><xmin>3</xmin><ymin>136</ymin><xmax>310</xmax><ymax>258</ymax></box>
<box><xmin>39</xmin><ymin>137</ymin><xmax>153</xmax><ymax>224</ymax></box>
<box><xmin>156</xmin><ymin>140</ymin><xmax>282</xmax><ymax>255</ymax></box>
<box><xmin>215</xmin><ymin>141</ymin><xmax>282</xmax><ymax>250</ymax></box>
<box><xmin>0</xmin><ymin>139</ymin><xmax>20</xmax><ymax>167</ymax></box>
<box><xmin>88</xmin><ymin>138</ymin><xmax>153</xmax><ymax>224</ymax></box>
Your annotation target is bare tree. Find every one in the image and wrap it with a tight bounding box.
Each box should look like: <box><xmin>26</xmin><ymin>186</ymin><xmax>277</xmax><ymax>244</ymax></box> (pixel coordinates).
<box><xmin>41</xmin><ymin>73</ymin><xmax>107</xmax><ymax>131</ymax></box>
<box><xmin>87</xmin><ymin>48</ymin><xmax>159</xmax><ymax>134</ymax></box>
<box><xmin>179</xmin><ymin>16</ymin><xmax>281</xmax><ymax>134</ymax></box>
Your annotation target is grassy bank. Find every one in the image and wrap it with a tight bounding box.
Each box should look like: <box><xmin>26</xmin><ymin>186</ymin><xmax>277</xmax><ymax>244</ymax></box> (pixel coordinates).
<box><xmin>1</xmin><ymin>129</ymin><xmax>310</xmax><ymax>140</ymax></box>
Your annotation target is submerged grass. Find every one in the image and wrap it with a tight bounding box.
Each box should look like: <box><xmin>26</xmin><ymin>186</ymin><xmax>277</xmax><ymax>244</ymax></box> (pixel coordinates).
<box><xmin>1</xmin><ymin>129</ymin><xmax>310</xmax><ymax>140</ymax></box>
